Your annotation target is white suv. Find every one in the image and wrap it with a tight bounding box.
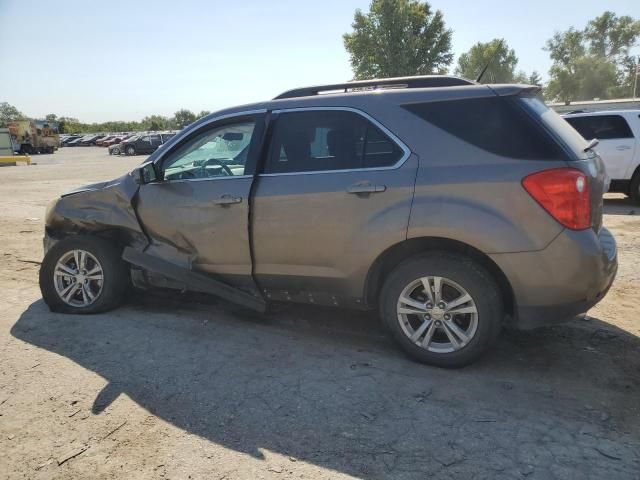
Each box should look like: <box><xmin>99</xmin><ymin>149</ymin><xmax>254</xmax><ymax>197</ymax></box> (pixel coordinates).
<box><xmin>564</xmin><ymin>110</ymin><xmax>640</xmax><ymax>202</ymax></box>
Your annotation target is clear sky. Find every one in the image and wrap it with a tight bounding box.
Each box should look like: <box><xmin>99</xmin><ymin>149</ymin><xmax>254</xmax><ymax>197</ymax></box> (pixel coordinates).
<box><xmin>0</xmin><ymin>0</ymin><xmax>638</xmax><ymax>122</ymax></box>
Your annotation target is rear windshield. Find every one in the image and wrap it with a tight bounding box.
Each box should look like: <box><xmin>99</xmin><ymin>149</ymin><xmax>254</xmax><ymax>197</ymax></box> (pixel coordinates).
<box><xmin>518</xmin><ymin>96</ymin><xmax>588</xmax><ymax>158</ymax></box>
<box><xmin>564</xmin><ymin>114</ymin><xmax>634</xmax><ymax>140</ymax></box>
<box><xmin>404</xmin><ymin>96</ymin><xmax>565</xmax><ymax>160</ymax></box>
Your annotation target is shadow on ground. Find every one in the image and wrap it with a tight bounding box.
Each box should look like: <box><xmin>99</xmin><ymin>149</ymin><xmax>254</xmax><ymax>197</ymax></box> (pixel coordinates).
<box><xmin>603</xmin><ymin>195</ymin><xmax>639</xmax><ymax>216</ymax></box>
<box><xmin>11</xmin><ymin>293</ymin><xmax>640</xmax><ymax>479</ymax></box>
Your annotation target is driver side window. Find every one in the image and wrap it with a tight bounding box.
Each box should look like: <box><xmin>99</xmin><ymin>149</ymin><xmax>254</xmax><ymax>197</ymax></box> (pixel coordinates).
<box><xmin>162</xmin><ymin>121</ymin><xmax>255</xmax><ymax>181</ymax></box>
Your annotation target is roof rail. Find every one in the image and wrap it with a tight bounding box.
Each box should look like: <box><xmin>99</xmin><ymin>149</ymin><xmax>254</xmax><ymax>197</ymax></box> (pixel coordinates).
<box><xmin>273</xmin><ymin>75</ymin><xmax>474</xmax><ymax>100</ymax></box>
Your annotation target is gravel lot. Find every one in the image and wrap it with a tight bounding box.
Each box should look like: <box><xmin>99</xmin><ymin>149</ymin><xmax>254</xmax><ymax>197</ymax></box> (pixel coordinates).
<box><xmin>1</xmin><ymin>147</ymin><xmax>639</xmax><ymax>479</ymax></box>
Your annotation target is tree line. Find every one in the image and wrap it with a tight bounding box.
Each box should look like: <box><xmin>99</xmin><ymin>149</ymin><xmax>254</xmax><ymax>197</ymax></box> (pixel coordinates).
<box><xmin>0</xmin><ymin>104</ymin><xmax>211</xmax><ymax>134</ymax></box>
<box><xmin>1</xmin><ymin>2</ymin><xmax>638</xmax><ymax>132</ymax></box>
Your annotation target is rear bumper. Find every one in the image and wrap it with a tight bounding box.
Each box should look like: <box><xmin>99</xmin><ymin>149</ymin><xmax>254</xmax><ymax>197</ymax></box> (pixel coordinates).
<box><xmin>491</xmin><ymin>227</ymin><xmax>617</xmax><ymax>329</ymax></box>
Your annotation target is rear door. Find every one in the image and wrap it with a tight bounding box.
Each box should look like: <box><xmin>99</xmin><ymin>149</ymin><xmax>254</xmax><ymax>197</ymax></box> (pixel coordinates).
<box><xmin>565</xmin><ymin>114</ymin><xmax>636</xmax><ymax>180</ymax></box>
<box><xmin>135</xmin><ymin>112</ymin><xmax>265</xmax><ymax>293</ymax></box>
<box><xmin>251</xmin><ymin>107</ymin><xmax>417</xmax><ymax>303</ymax></box>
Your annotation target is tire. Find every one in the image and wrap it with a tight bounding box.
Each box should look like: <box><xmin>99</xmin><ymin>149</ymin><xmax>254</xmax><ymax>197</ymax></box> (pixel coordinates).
<box><xmin>126</xmin><ymin>146</ymin><xmax>136</xmax><ymax>156</ymax></box>
<box><xmin>112</xmin><ymin>147</ymin><xmax>120</xmax><ymax>155</ymax></box>
<box><xmin>630</xmin><ymin>172</ymin><xmax>640</xmax><ymax>204</ymax></box>
<box><xmin>379</xmin><ymin>252</ymin><xmax>503</xmax><ymax>368</ymax></box>
<box><xmin>39</xmin><ymin>235</ymin><xmax>128</xmax><ymax>314</ymax></box>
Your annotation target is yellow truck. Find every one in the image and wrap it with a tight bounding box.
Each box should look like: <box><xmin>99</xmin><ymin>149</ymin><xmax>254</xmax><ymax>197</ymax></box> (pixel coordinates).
<box><xmin>8</xmin><ymin>120</ymin><xmax>59</xmax><ymax>154</ymax></box>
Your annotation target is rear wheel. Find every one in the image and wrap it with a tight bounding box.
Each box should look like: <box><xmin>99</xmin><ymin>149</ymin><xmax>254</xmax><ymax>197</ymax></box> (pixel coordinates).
<box><xmin>39</xmin><ymin>236</ymin><xmax>128</xmax><ymax>314</ymax></box>
<box><xmin>380</xmin><ymin>253</ymin><xmax>503</xmax><ymax>368</ymax></box>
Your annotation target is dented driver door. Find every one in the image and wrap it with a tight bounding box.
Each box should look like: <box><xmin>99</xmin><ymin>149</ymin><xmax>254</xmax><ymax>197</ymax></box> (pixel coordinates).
<box><xmin>134</xmin><ymin>112</ymin><xmax>265</xmax><ymax>293</ymax></box>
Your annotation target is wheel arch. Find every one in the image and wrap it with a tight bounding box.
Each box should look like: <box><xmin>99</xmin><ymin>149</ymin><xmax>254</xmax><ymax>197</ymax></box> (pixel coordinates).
<box><xmin>364</xmin><ymin>237</ymin><xmax>515</xmax><ymax>319</ymax></box>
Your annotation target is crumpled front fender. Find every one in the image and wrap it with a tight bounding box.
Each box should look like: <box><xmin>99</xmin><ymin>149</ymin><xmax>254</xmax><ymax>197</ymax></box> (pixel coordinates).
<box><xmin>45</xmin><ymin>172</ymin><xmax>147</xmax><ymax>248</ymax></box>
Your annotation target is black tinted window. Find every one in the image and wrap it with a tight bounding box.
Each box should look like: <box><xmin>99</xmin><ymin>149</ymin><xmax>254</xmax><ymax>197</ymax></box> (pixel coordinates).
<box><xmin>265</xmin><ymin>110</ymin><xmax>404</xmax><ymax>174</ymax></box>
<box><xmin>565</xmin><ymin>115</ymin><xmax>634</xmax><ymax>140</ymax></box>
<box><xmin>404</xmin><ymin>97</ymin><xmax>562</xmax><ymax>160</ymax></box>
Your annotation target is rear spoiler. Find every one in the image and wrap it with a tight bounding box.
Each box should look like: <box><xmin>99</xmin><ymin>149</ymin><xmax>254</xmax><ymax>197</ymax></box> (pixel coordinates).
<box><xmin>488</xmin><ymin>85</ymin><xmax>542</xmax><ymax>97</ymax></box>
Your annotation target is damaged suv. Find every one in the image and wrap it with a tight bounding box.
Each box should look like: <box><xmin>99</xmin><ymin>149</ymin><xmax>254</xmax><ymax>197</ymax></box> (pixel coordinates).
<box><xmin>40</xmin><ymin>76</ymin><xmax>617</xmax><ymax>367</ymax></box>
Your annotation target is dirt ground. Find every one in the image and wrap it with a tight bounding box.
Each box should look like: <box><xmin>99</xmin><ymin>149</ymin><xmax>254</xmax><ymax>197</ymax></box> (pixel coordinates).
<box><xmin>0</xmin><ymin>147</ymin><xmax>639</xmax><ymax>480</ymax></box>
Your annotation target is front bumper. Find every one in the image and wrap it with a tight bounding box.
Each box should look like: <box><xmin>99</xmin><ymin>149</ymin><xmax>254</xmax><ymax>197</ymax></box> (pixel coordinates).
<box><xmin>491</xmin><ymin>227</ymin><xmax>618</xmax><ymax>329</ymax></box>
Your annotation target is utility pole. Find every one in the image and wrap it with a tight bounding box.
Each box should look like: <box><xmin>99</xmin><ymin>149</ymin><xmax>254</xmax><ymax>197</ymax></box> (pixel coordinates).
<box><xmin>634</xmin><ymin>56</ymin><xmax>639</xmax><ymax>100</ymax></box>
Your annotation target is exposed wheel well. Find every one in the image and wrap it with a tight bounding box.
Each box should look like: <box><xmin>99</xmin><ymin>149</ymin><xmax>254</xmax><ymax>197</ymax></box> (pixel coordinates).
<box><xmin>364</xmin><ymin>237</ymin><xmax>515</xmax><ymax>319</ymax></box>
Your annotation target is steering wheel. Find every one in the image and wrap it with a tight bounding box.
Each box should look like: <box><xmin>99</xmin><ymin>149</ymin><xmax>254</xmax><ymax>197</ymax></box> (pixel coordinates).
<box><xmin>203</xmin><ymin>158</ymin><xmax>233</xmax><ymax>177</ymax></box>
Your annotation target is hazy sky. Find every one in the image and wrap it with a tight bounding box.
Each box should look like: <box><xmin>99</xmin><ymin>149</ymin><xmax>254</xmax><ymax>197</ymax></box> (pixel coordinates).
<box><xmin>0</xmin><ymin>0</ymin><xmax>638</xmax><ymax>122</ymax></box>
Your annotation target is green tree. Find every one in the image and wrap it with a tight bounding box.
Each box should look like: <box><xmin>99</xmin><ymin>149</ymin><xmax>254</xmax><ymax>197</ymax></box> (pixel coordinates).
<box><xmin>343</xmin><ymin>0</ymin><xmax>453</xmax><ymax>79</ymax></box>
<box><xmin>0</xmin><ymin>102</ymin><xmax>25</xmax><ymax>126</ymax></box>
<box><xmin>172</xmin><ymin>109</ymin><xmax>196</xmax><ymax>129</ymax></box>
<box><xmin>455</xmin><ymin>39</ymin><xmax>522</xmax><ymax>83</ymax></box>
<box><xmin>197</xmin><ymin>110</ymin><xmax>211</xmax><ymax>119</ymax></box>
<box><xmin>141</xmin><ymin>115</ymin><xmax>170</xmax><ymax>131</ymax></box>
<box><xmin>544</xmin><ymin>12</ymin><xmax>640</xmax><ymax>102</ymax></box>
<box><xmin>528</xmin><ymin>71</ymin><xmax>542</xmax><ymax>86</ymax></box>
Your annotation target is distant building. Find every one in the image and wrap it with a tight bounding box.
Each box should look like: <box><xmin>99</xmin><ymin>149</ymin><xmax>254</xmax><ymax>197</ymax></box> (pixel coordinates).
<box><xmin>548</xmin><ymin>98</ymin><xmax>640</xmax><ymax>114</ymax></box>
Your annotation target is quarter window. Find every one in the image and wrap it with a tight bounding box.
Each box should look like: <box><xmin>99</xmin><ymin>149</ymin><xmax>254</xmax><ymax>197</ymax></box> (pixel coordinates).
<box><xmin>264</xmin><ymin>110</ymin><xmax>404</xmax><ymax>174</ymax></box>
<box><xmin>565</xmin><ymin>115</ymin><xmax>634</xmax><ymax>140</ymax></box>
<box><xmin>404</xmin><ymin>97</ymin><xmax>563</xmax><ymax>160</ymax></box>
<box><xmin>161</xmin><ymin>121</ymin><xmax>255</xmax><ymax>181</ymax></box>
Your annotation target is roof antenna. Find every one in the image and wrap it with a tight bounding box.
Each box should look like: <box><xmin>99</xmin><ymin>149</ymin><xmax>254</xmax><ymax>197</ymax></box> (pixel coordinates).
<box><xmin>475</xmin><ymin>44</ymin><xmax>502</xmax><ymax>83</ymax></box>
<box><xmin>475</xmin><ymin>61</ymin><xmax>491</xmax><ymax>83</ymax></box>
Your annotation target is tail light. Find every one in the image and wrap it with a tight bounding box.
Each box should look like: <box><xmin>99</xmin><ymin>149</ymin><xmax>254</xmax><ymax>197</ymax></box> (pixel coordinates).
<box><xmin>522</xmin><ymin>168</ymin><xmax>590</xmax><ymax>230</ymax></box>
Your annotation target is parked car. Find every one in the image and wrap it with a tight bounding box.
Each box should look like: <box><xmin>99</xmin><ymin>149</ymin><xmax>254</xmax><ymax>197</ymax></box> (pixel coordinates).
<box><xmin>109</xmin><ymin>135</ymin><xmax>138</xmax><ymax>155</ymax></box>
<box><xmin>563</xmin><ymin>110</ymin><xmax>640</xmax><ymax>202</ymax></box>
<box><xmin>121</xmin><ymin>133</ymin><xmax>174</xmax><ymax>155</ymax></box>
<box><xmin>79</xmin><ymin>134</ymin><xmax>105</xmax><ymax>146</ymax></box>
<box><xmin>96</xmin><ymin>135</ymin><xmax>116</xmax><ymax>146</ymax></box>
<box><xmin>66</xmin><ymin>136</ymin><xmax>87</xmax><ymax>147</ymax></box>
<box><xmin>103</xmin><ymin>136</ymin><xmax>126</xmax><ymax>147</ymax></box>
<box><xmin>60</xmin><ymin>135</ymin><xmax>82</xmax><ymax>147</ymax></box>
<box><xmin>38</xmin><ymin>75</ymin><xmax>616</xmax><ymax>367</ymax></box>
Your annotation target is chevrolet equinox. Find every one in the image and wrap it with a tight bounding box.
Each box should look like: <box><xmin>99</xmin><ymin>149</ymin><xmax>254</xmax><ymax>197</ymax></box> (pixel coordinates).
<box><xmin>39</xmin><ymin>76</ymin><xmax>617</xmax><ymax>367</ymax></box>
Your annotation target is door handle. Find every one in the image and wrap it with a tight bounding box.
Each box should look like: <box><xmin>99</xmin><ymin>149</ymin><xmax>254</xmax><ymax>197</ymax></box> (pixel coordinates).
<box><xmin>616</xmin><ymin>145</ymin><xmax>631</xmax><ymax>151</ymax></box>
<box><xmin>212</xmin><ymin>194</ymin><xmax>242</xmax><ymax>205</ymax></box>
<box><xmin>347</xmin><ymin>183</ymin><xmax>387</xmax><ymax>194</ymax></box>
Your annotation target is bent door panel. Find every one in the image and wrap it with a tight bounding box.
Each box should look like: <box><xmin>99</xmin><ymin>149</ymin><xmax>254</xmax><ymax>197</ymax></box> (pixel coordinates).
<box><xmin>134</xmin><ymin>115</ymin><xmax>261</xmax><ymax>292</ymax></box>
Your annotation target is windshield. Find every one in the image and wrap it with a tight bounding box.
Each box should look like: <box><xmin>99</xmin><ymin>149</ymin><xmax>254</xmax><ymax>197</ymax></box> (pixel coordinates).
<box><xmin>518</xmin><ymin>96</ymin><xmax>588</xmax><ymax>158</ymax></box>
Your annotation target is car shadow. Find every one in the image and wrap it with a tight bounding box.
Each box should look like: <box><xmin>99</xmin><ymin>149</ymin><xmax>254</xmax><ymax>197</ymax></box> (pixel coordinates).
<box><xmin>603</xmin><ymin>194</ymin><xmax>639</xmax><ymax>216</ymax></box>
<box><xmin>10</xmin><ymin>294</ymin><xmax>640</xmax><ymax>478</ymax></box>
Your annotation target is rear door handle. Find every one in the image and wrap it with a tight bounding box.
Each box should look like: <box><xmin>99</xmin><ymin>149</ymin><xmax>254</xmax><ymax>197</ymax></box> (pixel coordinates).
<box><xmin>616</xmin><ymin>145</ymin><xmax>632</xmax><ymax>151</ymax></box>
<box><xmin>212</xmin><ymin>194</ymin><xmax>242</xmax><ymax>205</ymax></box>
<box><xmin>347</xmin><ymin>183</ymin><xmax>387</xmax><ymax>194</ymax></box>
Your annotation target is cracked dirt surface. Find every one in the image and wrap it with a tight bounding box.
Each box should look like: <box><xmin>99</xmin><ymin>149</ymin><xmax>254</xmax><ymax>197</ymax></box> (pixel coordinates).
<box><xmin>0</xmin><ymin>148</ymin><xmax>639</xmax><ymax>479</ymax></box>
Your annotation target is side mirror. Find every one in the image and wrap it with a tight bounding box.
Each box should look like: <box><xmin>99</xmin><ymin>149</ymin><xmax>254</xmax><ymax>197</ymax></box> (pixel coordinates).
<box><xmin>132</xmin><ymin>162</ymin><xmax>158</xmax><ymax>185</ymax></box>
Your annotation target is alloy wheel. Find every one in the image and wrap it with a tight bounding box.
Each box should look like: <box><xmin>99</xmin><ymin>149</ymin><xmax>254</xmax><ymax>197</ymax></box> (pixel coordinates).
<box><xmin>53</xmin><ymin>249</ymin><xmax>104</xmax><ymax>307</ymax></box>
<box><xmin>396</xmin><ymin>276</ymin><xmax>478</xmax><ymax>353</ymax></box>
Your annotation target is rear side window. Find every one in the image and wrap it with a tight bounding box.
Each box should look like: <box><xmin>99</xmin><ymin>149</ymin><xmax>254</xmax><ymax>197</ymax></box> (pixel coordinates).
<box><xmin>565</xmin><ymin>115</ymin><xmax>634</xmax><ymax>140</ymax></box>
<box><xmin>404</xmin><ymin>96</ymin><xmax>563</xmax><ymax>160</ymax></box>
<box><xmin>264</xmin><ymin>110</ymin><xmax>404</xmax><ymax>174</ymax></box>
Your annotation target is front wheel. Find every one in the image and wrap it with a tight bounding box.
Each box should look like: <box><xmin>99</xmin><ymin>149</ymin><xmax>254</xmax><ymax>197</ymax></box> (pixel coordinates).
<box><xmin>380</xmin><ymin>253</ymin><xmax>503</xmax><ymax>368</ymax></box>
<box><xmin>126</xmin><ymin>146</ymin><xmax>136</xmax><ymax>156</ymax></box>
<box><xmin>39</xmin><ymin>236</ymin><xmax>128</xmax><ymax>314</ymax></box>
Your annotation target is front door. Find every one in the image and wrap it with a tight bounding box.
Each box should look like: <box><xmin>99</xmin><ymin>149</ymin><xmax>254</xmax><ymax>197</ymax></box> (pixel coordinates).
<box><xmin>251</xmin><ymin>108</ymin><xmax>417</xmax><ymax>303</ymax></box>
<box><xmin>135</xmin><ymin>113</ymin><xmax>263</xmax><ymax>292</ymax></box>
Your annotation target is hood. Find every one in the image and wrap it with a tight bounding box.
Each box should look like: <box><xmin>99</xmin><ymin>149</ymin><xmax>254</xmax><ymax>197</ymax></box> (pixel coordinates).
<box><xmin>46</xmin><ymin>172</ymin><xmax>147</xmax><ymax>248</ymax></box>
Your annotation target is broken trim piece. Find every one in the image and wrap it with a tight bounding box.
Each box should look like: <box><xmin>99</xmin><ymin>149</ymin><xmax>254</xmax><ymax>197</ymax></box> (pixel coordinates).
<box><xmin>122</xmin><ymin>247</ymin><xmax>267</xmax><ymax>313</ymax></box>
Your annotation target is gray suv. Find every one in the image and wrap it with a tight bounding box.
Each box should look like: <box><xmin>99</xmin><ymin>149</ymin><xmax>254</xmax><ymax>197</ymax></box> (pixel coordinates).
<box><xmin>39</xmin><ymin>76</ymin><xmax>617</xmax><ymax>367</ymax></box>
